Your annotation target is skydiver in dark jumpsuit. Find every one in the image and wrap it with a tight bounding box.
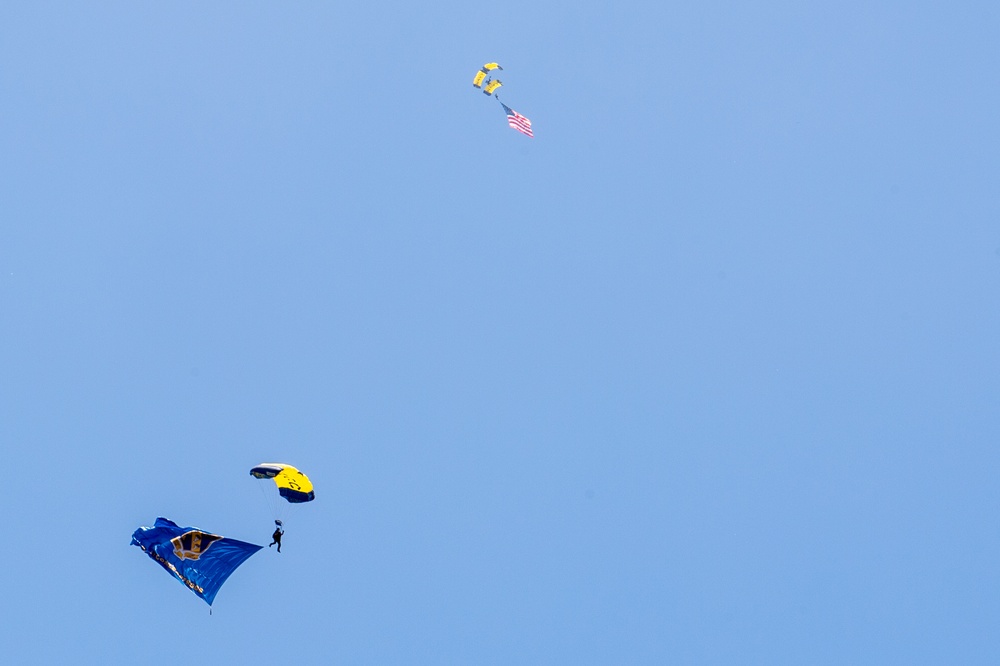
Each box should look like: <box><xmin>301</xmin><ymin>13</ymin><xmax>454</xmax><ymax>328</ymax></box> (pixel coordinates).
<box><xmin>269</xmin><ymin>525</ymin><xmax>284</xmax><ymax>552</ymax></box>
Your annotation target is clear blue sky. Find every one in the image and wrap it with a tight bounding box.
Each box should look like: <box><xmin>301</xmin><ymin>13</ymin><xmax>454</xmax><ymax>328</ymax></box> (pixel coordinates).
<box><xmin>2</xmin><ymin>2</ymin><xmax>999</xmax><ymax>663</ymax></box>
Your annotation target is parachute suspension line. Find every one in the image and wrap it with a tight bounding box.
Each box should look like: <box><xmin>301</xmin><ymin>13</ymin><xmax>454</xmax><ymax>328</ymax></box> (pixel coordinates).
<box><xmin>256</xmin><ymin>478</ymin><xmax>280</xmax><ymax>524</ymax></box>
<box><xmin>273</xmin><ymin>485</ymin><xmax>283</xmax><ymax>524</ymax></box>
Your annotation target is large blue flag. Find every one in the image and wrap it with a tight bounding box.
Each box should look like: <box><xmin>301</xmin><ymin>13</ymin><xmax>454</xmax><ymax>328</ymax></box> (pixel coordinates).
<box><xmin>131</xmin><ymin>517</ymin><xmax>262</xmax><ymax>606</ymax></box>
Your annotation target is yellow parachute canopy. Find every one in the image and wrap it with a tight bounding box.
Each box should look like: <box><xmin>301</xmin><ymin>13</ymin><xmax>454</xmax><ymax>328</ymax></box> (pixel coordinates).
<box><xmin>473</xmin><ymin>62</ymin><xmax>503</xmax><ymax>89</ymax></box>
<box><xmin>250</xmin><ymin>463</ymin><xmax>315</xmax><ymax>503</ymax></box>
<box><xmin>482</xmin><ymin>78</ymin><xmax>503</xmax><ymax>96</ymax></box>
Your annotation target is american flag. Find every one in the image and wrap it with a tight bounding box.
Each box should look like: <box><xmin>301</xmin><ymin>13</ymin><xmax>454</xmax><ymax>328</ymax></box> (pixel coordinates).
<box><xmin>500</xmin><ymin>102</ymin><xmax>534</xmax><ymax>138</ymax></box>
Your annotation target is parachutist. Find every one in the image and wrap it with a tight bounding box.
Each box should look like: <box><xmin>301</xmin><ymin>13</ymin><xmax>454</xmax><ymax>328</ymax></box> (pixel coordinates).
<box><xmin>250</xmin><ymin>463</ymin><xmax>313</xmax><ymax>554</ymax></box>
<box><xmin>269</xmin><ymin>525</ymin><xmax>284</xmax><ymax>553</ymax></box>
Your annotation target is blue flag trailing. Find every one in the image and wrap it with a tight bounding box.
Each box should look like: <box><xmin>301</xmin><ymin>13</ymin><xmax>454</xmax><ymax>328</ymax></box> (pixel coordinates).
<box><xmin>131</xmin><ymin>517</ymin><xmax>262</xmax><ymax>606</ymax></box>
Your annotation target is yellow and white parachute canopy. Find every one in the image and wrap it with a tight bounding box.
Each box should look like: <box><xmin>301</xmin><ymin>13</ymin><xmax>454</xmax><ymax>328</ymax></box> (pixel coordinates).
<box><xmin>250</xmin><ymin>463</ymin><xmax>315</xmax><ymax>504</ymax></box>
